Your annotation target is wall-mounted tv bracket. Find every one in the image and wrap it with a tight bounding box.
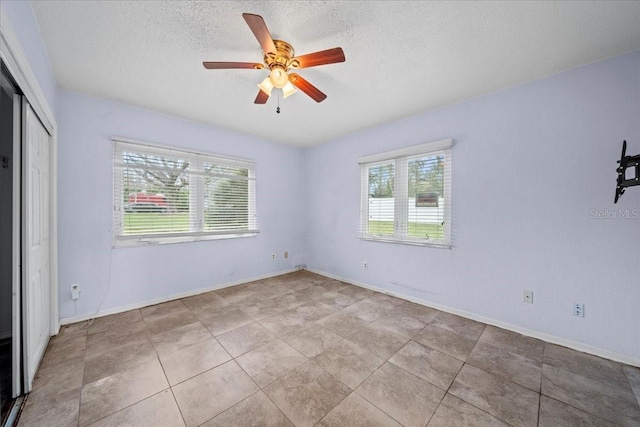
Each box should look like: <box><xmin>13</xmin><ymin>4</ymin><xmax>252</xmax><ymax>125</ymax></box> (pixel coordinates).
<box><xmin>615</xmin><ymin>140</ymin><xmax>640</xmax><ymax>203</ymax></box>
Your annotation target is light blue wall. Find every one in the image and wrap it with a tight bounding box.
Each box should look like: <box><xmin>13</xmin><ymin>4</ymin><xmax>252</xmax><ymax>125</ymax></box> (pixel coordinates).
<box><xmin>304</xmin><ymin>50</ymin><xmax>640</xmax><ymax>361</ymax></box>
<box><xmin>1</xmin><ymin>0</ymin><xmax>57</xmax><ymax>115</ymax></box>
<box><xmin>56</xmin><ymin>89</ymin><xmax>306</xmax><ymax>318</ymax></box>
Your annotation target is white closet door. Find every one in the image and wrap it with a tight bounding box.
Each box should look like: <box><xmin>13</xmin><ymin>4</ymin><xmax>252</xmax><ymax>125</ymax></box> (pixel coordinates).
<box><xmin>22</xmin><ymin>101</ymin><xmax>51</xmax><ymax>391</ymax></box>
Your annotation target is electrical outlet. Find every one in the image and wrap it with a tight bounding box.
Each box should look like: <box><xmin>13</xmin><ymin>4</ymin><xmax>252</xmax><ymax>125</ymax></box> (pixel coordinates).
<box><xmin>572</xmin><ymin>303</ymin><xmax>585</xmax><ymax>317</ymax></box>
<box><xmin>71</xmin><ymin>284</ymin><xmax>80</xmax><ymax>300</ymax></box>
<box><xmin>284</xmin><ymin>251</ymin><xmax>288</xmax><ymax>259</ymax></box>
<box><xmin>272</xmin><ymin>253</ymin><xmax>276</xmax><ymax>260</ymax></box>
<box><xmin>523</xmin><ymin>290</ymin><xmax>533</xmax><ymax>304</ymax></box>
<box><xmin>363</xmin><ymin>261</ymin><xmax>368</xmax><ymax>269</ymax></box>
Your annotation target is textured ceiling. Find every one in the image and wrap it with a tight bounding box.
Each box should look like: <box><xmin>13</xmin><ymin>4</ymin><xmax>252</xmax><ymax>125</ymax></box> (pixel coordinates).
<box><xmin>32</xmin><ymin>1</ymin><xmax>640</xmax><ymax>148</ymax></box>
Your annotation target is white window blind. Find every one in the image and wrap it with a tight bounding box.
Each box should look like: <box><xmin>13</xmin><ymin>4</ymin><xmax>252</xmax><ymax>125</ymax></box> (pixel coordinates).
<box><xmin>113</xmin><ymin>138</ymin><xmax>257</xmax><ymax>246</ymax></box>
<box><xmin>359</xmin><ymin>139</ymin><xmax>452</xmax><ymax>248</ymax></box>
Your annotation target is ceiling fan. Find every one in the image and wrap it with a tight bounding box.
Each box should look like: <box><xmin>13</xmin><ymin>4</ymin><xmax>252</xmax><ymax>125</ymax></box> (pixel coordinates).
<box><xmin>203</xmin><ymin>13</ymin><xmax>346</xmax><ymax>104</ymax></box>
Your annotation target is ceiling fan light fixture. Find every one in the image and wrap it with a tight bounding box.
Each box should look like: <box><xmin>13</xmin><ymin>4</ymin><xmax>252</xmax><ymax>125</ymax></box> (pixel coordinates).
<box><xmin>269</xmin><ymin>66</ymin><xmax>289</xmax><ymax>88</ymax></box>
<box><xmin>282</xmin><ymin>81</ymin><xmax>297</xmax><ymax>98</ymax></box>
<box><xmin>257</xmin><ymin>77</ymin><xmax>273</xmax><ymax>96</ymax></box>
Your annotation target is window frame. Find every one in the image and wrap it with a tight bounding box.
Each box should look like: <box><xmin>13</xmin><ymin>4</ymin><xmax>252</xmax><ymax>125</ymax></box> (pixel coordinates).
<box><xmin>359</xmin><ymin>138</ymin><xmax>452</xmax><ymax>248</ymax></box>
<box><xmin>112</xmin><ymin>137</ymin><xmax>258</xmax><ymax>247</ymax></box>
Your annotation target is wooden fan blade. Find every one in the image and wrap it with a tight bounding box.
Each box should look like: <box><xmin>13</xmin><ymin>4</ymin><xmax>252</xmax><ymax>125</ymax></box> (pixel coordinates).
<box><xmin>242</xmin><ymin>13</ymin><xmax>277</xmax><ymax>54</ymax></box>
<box><xmin>288</xmin><ymin>73</ymin><xmax>327</xmax><ymax>103</ymax></box>
<box><xmin>291</xmin><ymin>47</ymin><xmax>345</xmax><ymax>69</ymax></box>
<box><xmin>254</xmin><ymin>90</ymin><xmax>269</xmax><ymax>104</ymax></box>
<box><xmin>203</xmin><ymin>62</ymin><xmax>263</xmax><ymax>70</ymax></box>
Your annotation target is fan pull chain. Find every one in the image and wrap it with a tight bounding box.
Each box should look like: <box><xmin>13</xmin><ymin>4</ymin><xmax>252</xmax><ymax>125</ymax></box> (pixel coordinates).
<box><xmin>276</xmin><ymin>93</ymin><xmax>281</xmax><ymax>114</ymax></box>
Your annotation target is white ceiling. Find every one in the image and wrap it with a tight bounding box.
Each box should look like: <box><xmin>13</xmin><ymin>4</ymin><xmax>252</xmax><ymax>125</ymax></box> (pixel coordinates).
<box><xmin>32</xmin><ymin>1</ymin><xmax>640</xmax><ymax>148</ymax></box>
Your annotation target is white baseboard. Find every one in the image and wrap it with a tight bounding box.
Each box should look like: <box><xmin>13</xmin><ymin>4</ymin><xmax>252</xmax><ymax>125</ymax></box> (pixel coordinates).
<box><xmin>59</xmin><ymin>268</ymin><xmax>299</xmax><ymax>326</ymax></box>
<box><xmin>306</xmin><ymin>268</ymin><xmax>640</xmax><ymax>368</ymax></box>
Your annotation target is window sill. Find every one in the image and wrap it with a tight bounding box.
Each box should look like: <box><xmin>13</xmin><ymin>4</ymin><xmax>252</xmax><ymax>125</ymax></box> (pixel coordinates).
<box><xmin>113</xmin><ymin>232</ymin><xmax>258</xmax><ymax>248</ymax></box>
<box><xmin>359</xmin><ymin>235</ymin><xmax>451</xmax><ymax>249</ymax></box>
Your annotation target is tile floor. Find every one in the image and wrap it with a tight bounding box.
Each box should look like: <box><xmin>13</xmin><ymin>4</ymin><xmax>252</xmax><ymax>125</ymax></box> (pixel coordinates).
<box><xmin>17</xmin><ymin>271</ymin><xmax>640</xmax><ymax>427</ymax></box>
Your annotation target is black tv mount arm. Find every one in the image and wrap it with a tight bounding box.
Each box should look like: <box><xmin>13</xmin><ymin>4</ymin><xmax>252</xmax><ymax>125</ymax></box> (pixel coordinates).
<box><xmin>615</xmin><ymin>140</ymin><xmax>640</xmax><ymax>203</ymax></box>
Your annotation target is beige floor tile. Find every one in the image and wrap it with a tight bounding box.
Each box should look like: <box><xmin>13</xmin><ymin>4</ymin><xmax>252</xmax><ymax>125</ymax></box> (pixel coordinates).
<box><xmin>87</xmin><ymin>310</ymin><xmax>142</xmax><ymax>335</ymax></box>
<box><xmin>368</xmin><ymin>293</ymin><xmax>405</xmax><ymax>309</ymax></box>
<box><xmin>624</xmin><ymin>365</ymin><xmax>640</xmax><ymax>404</ymax></box>
<box><xmin>50</xmin><ymin>321</ymin><xmax>89</xmax><ymax>344</ymax></box>
<box><xmin>215</xmin><ymin>284</ymin><xmax>256</xmax><ymax>304</ymax></box>
<box><xmin>38</xmin><ymin>341</ymin><xmax>85</xmax><ymax>371</ymax></box>
<box><xmin>18</xmin><ymin>395</ymin><xmax>79</xmax><ymax>427</ymax></box>
<box><xmin>28</xmin><ymin>362</ymin><xmax>83</xmax><ymax>407</ymax></box>
<box><xmin>279</xmin><ymin>278</ymin><xmax>315</xmax><ymax>292</ymax></box>
<box><xmin>315</xmin><ymin>291</ymin><xmax>359</xmax><ymax>309</ymax></box>
<box><xmin>217</xmin><ymin>322</ymin><xmax>278</xmax><ymax>357</ymax></box>
<box><xmin>290</xmin><ymin>285</ymin><xmax>334</xmax><ymax>300</ymax></box>
<box><xmin>87</xmin><ymin>390</ymin><xmax>185</xmax><ymax>427</ymax></box>
<box><xmin>172</xmin><ymin>360</ymin><xmax>258</xmax><ymax>427</ymax></box>
<box><xmin>202</xmin><ymin>391</ymin><xmax>293</xmax><ymax>427</ymax></box>
<box><xmin>431</xmin><ymin>312</ymin><xmax>486</xmax><ymax>340</ymax></box>
<box><xmin>414</xmin><ymin>324</ymin><xmax>478</xmax><ymax>361</ymax></box>
<box><xmin>342</xmin><ymin>299</ymin><xmax>390</xmax><ymax>322</ymax></box>
<box><xmin>79</xmin><ymin>359</ymin><xmax>169</xmax><ymax>426</ymax></box>
<box><xmin>85</xmin><ymin>320</ymin><xmax>149</xmax><ymax>357</ymax></box>
<box><xmin>144</xmin><ymin>309</ymin><xmax>199</xmax><ymax>336</ymax></box>
<box><xmin>312</xmin><ymin>339</ymin><xmax>385</xmax><ymax>389</ymax></box>
<box><xmin>264</xmin><ymin>362</ymin><xmax>351</xmax><ymax>427</ymax></box>
<box><xmin>159</xmin><ymin>338</ymin><xmax>232</xmax><ymax>386</ymax></box>
<box><xmin>345</xmin><ymin>323</ymin><xmax>408</xmax><ymax>359</ymax></box>
<box><xmin>199</xmin><ymin>306</ymin><xmax>253</xmax><ymax>336</ymax></box>
<box><xmin>181</xmin><ymin>291</ymin><xmax>230</xmax><ymax>317</ymax></box>
<box><xmin>544</xmin><ymin>343</ymin><xmax>631</xmax><ymax>390</ymax></box>
<box><xmin>259</xmin><ymin>309</ymin><xmax>311</xmax><ymax>336</ymax></box>
<box><xmin>389</xmin><ymin>340</ymin><xmax>463</xmax><ymax>390</ymax></box>
<box><xmin>43</xmin><ymin>333</ymin><xmax>87</xmax><ymax>363</ymax></box>
<box><xmin>281</xmin><ymin>323</ymin><xmax>343</xmax><ymax>358</ymax></box>
<box><xmin>236</xmin><ymin>339</ymin><xmax>308</xmax><ymax>388</ymax></box>
<box><xmin>479</xmin><ymin>326</ymin><xmax>543</xmax><ymax>364</ymax></box>
<box><xmin>140</xmin><ymin>300</ymin><xmax>189</xmax><ymax>322</ymax></box>
<box><xmin>541</xmin><ymin>363</ymin><xmax>640</xmax><ymax>426</ymax></box>
<box><xmin>371</xmin><ymin>314</ymin><xmax>425</xmax><ymax>338</ymax></box>
<box><xmin>337</xmin><ymin>286</ymin><xmax>376</xmax><ymax>300</ymax></box>
<box><xmin>356</xmin><ymin>362</ymin><xmax>444</xmax><ymax>427</ymax></box>
<box><xmin>292</xmin><ymin>300</ymin><xmax>338</xmax><ymax>321</ymax></box>
<box><xmin>240</xmin><ymin>297</ymin><xmax>290</xmax><ymax>320</ymax></box>
<box><xmin>317</xmin><ymin>392</ymin><xmax>402</xmax><ymax>427</ymax></box>
<box><xmin>467</xmin><ymin>340</ymin><xmax>542</xmax><ymax>391</ymax></box>
<box><xmin>315</xmin><ymin>279</ymin><xmax>351</xmax><ymax>293</ymax></box>
<box><xmin>449</xmin><ymin>364</ymin><xmax>539</xmax><ymax>427</ymax></box>
<box><xmin>427</xmin><ymin>394</ymin><xmax>509</xmax><ymax>427</ymax></box>
<box><xmin>149</xmin><ymin>321</ymin><xmax>213</xmax><ymax>357</ymax></box>
<box><xmin>389</xmin><ymin>301</ymin><xmax>440</xmax><ymax>324</ymax></box>
<box><xmin>24</xmin><ymin>273</ymin><xmax>640</xmax><ymax>427</ymax></box>
<box><xmin>315</xmin><ymin>312</ymin><xmax>369</xmax><ymax>338</ymax></box>
<box><xmin>538</xmin><ymin>395</ymin><xmax>618</xmax><ymax>427</ymax></box>
<box><xmin>83</xmin><ymin>338</ymin><xmax>158</xmax><ymax>385</ymax></box>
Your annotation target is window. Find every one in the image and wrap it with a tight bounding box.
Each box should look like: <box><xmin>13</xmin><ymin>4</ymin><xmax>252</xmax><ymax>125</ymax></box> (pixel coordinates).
<box><xmin>359</xmin><ymin>139</ymin><xmax>452</xmax><ymax>248</ymax></box>
<box><xmin>113</xmin><ymin>138</ymin><xmax>257</xmax><ymax>246</ymax></box>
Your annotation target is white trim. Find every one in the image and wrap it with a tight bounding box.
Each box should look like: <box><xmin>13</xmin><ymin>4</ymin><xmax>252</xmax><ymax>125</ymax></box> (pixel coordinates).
<box><xmin>305</xmin><ymin>268</ymin><xmax>640</xmax><ymax>368</ymax></box>
<box><xmin>11</xmin><ymin>93</ymin><xmax>21</xmax><ymax>397</ymax></box>
<box><xmin>359</xmin><ymin>138</ymin><xmax>453</xmax><ymax>164</ymax></box>
<box><xmin>58</xmin><ymin>268</ymin><xmax>298</xmax><ymax>325</ymax></box>
<box><xmin>112</xmin><ymin>136</ymin><xmax>255</xmax><ymax>166</ymax></box>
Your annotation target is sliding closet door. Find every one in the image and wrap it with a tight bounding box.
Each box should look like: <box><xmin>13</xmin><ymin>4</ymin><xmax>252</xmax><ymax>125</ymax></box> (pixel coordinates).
<box><xmin>22</xmin><ymin>101</ymin><xmax>51</xmax><ymax>391</ymax></box>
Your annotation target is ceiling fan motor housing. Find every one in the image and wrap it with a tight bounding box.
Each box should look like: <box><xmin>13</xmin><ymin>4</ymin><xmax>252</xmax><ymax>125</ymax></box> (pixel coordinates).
<box><xmin>264</xmin><ymin>40</ymin><xmax>299</xmax><ymax>71</ymax></box>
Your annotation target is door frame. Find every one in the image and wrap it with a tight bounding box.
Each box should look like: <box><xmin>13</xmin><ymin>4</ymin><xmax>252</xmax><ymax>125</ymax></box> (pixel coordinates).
<box><xmin>1</xmin><ymin>8</ymin><xmax>59</xmax><ymax>387</ymax></box>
